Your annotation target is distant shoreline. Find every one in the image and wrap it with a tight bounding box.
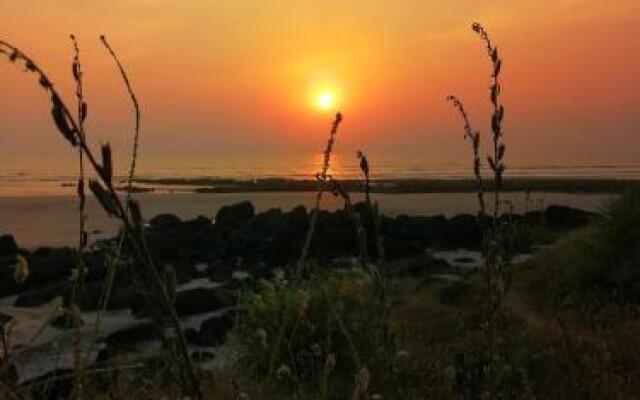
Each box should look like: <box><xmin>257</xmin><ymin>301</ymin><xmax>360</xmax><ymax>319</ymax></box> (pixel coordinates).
<box><xmin>130</xmin><ymin>177</ymin><xmax>640</xmax><ymax>194</ymax></box>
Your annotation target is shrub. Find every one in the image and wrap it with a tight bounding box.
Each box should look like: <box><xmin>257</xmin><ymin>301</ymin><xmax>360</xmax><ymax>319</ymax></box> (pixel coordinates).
<box><xmin>234</xmin><ymin>270</ymin><xmax>390</xmax><ymax>397</ymax></box>
<box><xmin>582</xmin><ymin>184</ymin><xmax>640</xmax><ymax>303</ymax></box>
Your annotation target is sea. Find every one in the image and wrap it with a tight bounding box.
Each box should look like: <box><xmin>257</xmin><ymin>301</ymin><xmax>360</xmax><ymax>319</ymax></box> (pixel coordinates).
<box><xmin>1</xmin><ymin>153</ymin><xmax>638</xmax><ymax>248</ymax></box>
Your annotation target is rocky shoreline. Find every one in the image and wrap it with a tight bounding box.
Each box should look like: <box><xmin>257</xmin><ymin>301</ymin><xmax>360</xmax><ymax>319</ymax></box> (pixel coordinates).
<box><xmin>0</xmin><ymin>201</ymin><xmax>594</xmax><ymax>389</ymax></box>
<box><xmin>129</xmin><ymin>177</ymin><xmax>640</xmax><ymax>194</ymax></box>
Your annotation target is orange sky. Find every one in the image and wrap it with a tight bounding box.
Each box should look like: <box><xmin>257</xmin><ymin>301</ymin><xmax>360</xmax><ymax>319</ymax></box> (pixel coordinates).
<box><xmin>1</xmin><ymin>0</ymin><xmax>639</xmax><ymax>175</ymax></box>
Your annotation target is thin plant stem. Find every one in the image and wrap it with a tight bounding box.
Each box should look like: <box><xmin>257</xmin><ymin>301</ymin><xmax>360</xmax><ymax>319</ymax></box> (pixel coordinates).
<box><xmin>296</xmin><ymin>112</ymin><xmax>343</xmax><ymax>279</ymax></box>
<box><xmin>0</xmin><ymin>38</ymin><xmax>202</xmax><ymax>400</ymax></box>
<box><xmin>70</xmin><ymin>34</ymin><xmax>87</xmax><ymax>400</ymax></box>
<box><xmin>99</xmin><ymin>35</ymin><xmax>141</xmax><ymax>194</ymax></box>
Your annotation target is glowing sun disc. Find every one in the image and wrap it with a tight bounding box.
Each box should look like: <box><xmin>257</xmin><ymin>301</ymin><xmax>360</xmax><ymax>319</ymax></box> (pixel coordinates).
<box><xmin>315</xmin><ymin>91</ymin><xmax>336</xmax><ymax>111</ymax></box>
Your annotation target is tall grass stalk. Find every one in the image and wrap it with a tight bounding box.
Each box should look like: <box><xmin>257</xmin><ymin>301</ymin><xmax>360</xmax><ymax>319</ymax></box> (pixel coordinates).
<box><xmin>446</xmin><ymin>95</ymin><xmax>486</xmax><ymax>218</ymax></box>
<box><xmin>296</xmin><ymin>112</ymin><xmax>343</xmax><ymax>278</ymax></box>
<box><xmin>100</xmin><ymin>35</ymin><xmax>141</xmax><ymax>194</ymax></box>
<box><xmin>470</xmin><ymin>21</ymin><xmax>513</xmax><ymax>314</ymax></box>
<box><xmin>448</xmin><ymin>23</ymin><xmax>513</xmax><ymax>396</ymax></box>
<box><xmin>93</xmin><ymin>35</ymin><xmax>142</xmax><ymax>336</ymax></box>
<box><xmin>0</xmin><ymin>37</ymin><xmax>203</xmax><ymax>400</ymax></box>
<box><xmin>357</xmin><ymin>150</ymin><xmax>371</xmax><ymax>207</ymax></box>
<box><xmin>356</xmin><ymin>150</ymin><xmax>386</xmax><ymax>274</ymax></box>
<box><xmin>472</xmin><ymin>22</ymin><xmax>513</xmax><ymax>395</ymax></box>
<box><xmin>69</xmin><ymin>34</ymin><xmax>88</xmax><ymax>400</ymax></box>
<box><xmin>327</xmin><ymin>177</ymin><xmax>378</xmax><ymax>284</ymax></box>
<box><xmin>472</xmin><ymin>22</ymin><xmax>506</xmax><ymax>221</ymax></box>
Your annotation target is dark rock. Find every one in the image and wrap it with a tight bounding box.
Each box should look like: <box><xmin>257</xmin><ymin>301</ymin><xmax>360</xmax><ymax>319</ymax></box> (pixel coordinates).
<box><xmin>145</xmin><ymin>214</ymin><xmax>221</xmax><ymax>281</ymax></box>
<box><xmin>215</xmin><ymin>201</ymin><xmax>254</xmax><ymax>229</ymax></box>
<box><xmin>0</xmin><ymin>235</ymin><xmax>18</xmax><ymax>257</ymax></box>
<box><xmin>105</xmin><ymin>322</ymin><xmax>161</xmax><ymax>350</ymax></box>
<box><xmin>208</xmin><ymin>260</ymin><xmax>235</xmax><ymax>282</ymax></box>
<box><xmin>445</xmin><ymin>214</ymin><xmax>482</xmax><ymax>248</ymax></box>
<box><xmin>148</xmin><ymin>213</ymin><xmax>182</xmax><ymax>230</ymax></box>
<box><xmin>381</xmin><ymin>214</ymin><xmax>447</xmax><ymax>259</ymax></box>
<box><xmin>62</xmin><ymin>280</ymin><xmax>135</xmax><ymax>311</ymax></box>
<box><xmin>268</xmin><ymin>206</ymin><xmax>308</xmax><ymax>266</ymax></box>
<box><xmin>185</xmin><ymin>328</ymin><xmax>200</xmax><ymax>344</ymax></box>
<box><xmin>51</xmin><ymin>309</ymin><xmax>83</xmax><ymax>330</ymax></box>
<box><xmin>0</xmin><ymin>312</ymin><xmax>12</xmax><ymax>328</ymax></box>
<box><xmin>0</xmin><ymin>259</ymin><xmax>19</xmax><ymax>298</ymax></box>
<box><xmin>453</xmin><ymin>257</ymin><xmax>475</xmax><ymax>264</ymax></box>
<box><xmin>310</xmin><ymin>210</ymin><xmax>357</xmax><ymax>261</ymax></box>
<box><xmin>174</xmin><ymin>288</ymin><xmax>231</xmax><ymax>317</ymax></box>
<box><xmin>24</xmin><ymin>247</ymin><xmax>75</xmax><ymax>287</ymax></box>
<box><xmin>14</xmin><ymin>282</ymin><xmax>68</xmax><ymax>307</ymax></box>
<box><xmin>544</xmin><ymin>205</ymin><xmax>593</xmax><ymax>231</ymax></box>
<box><xmin>383</xmin><ymin>236</ymin><xmax>425</xmax><ymax>260</ymax></box>
<box><xmin>193</xmin><ymin>311</ymin><xmax>234</xmax><ymax>346</ymax></box>
<box><xmin>386</xmin><ymin>254</ymin><xmax>454</xmax><ymax>277</ymax></box>
<box><xmin>387</xmin><ymin>214</ymin><xmax>447</xmax><ymax>245</ymax></box>
<box><xmin>192</xmin><ymin>350</ymin><xmax>216</xmax><ymax>362</ymax></box>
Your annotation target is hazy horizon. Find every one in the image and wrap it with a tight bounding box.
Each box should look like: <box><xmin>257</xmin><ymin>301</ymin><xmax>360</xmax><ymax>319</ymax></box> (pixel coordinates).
<box><xmin>1</xmin><ymin>0</ymin><xmax>639</xmax><ymax>177</ymax></box>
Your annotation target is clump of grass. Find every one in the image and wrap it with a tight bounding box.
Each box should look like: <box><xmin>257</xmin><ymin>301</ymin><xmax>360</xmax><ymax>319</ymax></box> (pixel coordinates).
<box><xmin>0</xmin><ymin>37</ymin><xmax>202</xmax><ymax>400</ymax></box>
<box><xmin>235</xmin><ymin>271</ymin><xmax>387</xmax><ymax>398</ymax></box>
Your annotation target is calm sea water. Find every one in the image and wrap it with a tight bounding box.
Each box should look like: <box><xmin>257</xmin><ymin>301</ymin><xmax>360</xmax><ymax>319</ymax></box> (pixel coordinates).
<box><xmin>1</xmin><ymin>153</ymin><xmax>639</xmax><ymax>197</ymax></box>
<box><xmin>1</xmin><ymin>154</ymin><xmax>635</xmax><ymax>247</ymax></box>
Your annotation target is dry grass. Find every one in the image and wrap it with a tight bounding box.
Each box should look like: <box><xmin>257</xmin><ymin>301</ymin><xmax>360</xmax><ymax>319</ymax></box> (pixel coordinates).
<box><xmin>0</xmin><ymin>36</ymin><xmax>202</xmax><ymax>399</ymax></box>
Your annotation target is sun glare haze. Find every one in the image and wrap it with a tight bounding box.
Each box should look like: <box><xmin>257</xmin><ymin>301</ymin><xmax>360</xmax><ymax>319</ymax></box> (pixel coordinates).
<box><xmin>1</xmin><ymin>2</ymin><xmax>640</xmax><ymax>398</ymax></box>
<box><xmin>315</xmin><ymin>90</ymin><xmax>337</xmax><ymax>111</ymax></box>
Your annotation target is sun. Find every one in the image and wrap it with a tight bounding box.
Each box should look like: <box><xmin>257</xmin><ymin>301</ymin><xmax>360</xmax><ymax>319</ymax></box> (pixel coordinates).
<box><xmin>315</xmin><ymin>90</ymin><xmax>336</xmax><ymax>111</ymax></box>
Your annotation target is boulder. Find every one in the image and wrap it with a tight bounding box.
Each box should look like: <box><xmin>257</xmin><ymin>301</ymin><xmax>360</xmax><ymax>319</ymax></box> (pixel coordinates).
<box><xmin>310</xmin><ymin>210</ymin><xmax>357</xmax><ymax>261</ymax></box>
<box><xmin>386</xmin><ymin>254</ymin><xmax>454</xmax><ymax>277</ymax></box>
<box><xmin>0</xmin><ymin>312</ymin><xmax>12</xmax><ymax>328</ymax></box>
<box><xmin>14</xmin><ymin>282</ymin><xmax>68</xmax><ymax>307</ymax></box>
<box><xmin>385</xmin><ymin>214</ymin><xmax>447</xmax><ymax>245</ymax></box>
<box><xmin>62</xmin><ymin>280</ymin><xmax>135</xmax><ymax>311</ymax></box>
<box><xmin>215</xmin><ymin>201</ymin><xmax>255</xmax><ymax>229</ymax></box>
<box><xmin>148</xmin><ymin>213</ymin><xmax>182</xmax><ymax>230</ymax></box>
<box><xmin>174</xmin><ymin>288</ymin><xmax>231</xmax><ymax>317</ymax></box>
<box><xmin>544</xmin><ymin>205</ymin><xmax>593</xmax><ymax>231</ymax></box>
<box><xmin>192</xmin><ymin>311</ymin><xmax>234</xmax><ymax>346</ymax></box>
<box><xmin>105</xmin><ymin>322</ymin><xmax>161</xmax><ymax>350</ymax></box>
<box><xmin>444</xmin><ymin>214</ymin><xmax>482</xmax><ymax>248</ymax></box>
<box><xmin>192</xmin><ymin>350</ymin><xmax>216</xmax><ymax>363</ymax></box>
<box><xmin>51</xmin><ymin>309</ymin><xmax>83</xmax><ymax>330</ymax></box>
<box><xmin>208</xmin><ymin>260</ymin><xmax>236</xmax><ymax>282</ymax></box>
<box><xmin>383</xmin><ymin>236</ymin><xmax>425</xmax><ymax>260</ymax></box>
<box><xmin>0</xmin><ymin>235</ymin><xmax>18</xmax><ymax>257</ymax></box>
<box><xmin>24</xmin><ymin>247</ymin><xmax>75</xmax><ymax>287</ymax></box>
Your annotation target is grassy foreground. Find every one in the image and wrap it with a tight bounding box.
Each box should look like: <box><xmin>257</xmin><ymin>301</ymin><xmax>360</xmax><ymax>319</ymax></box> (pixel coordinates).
<box><xmin>9</xmin><ymin>188</ymin><xmax>632</xmax><ymax>400</ymax></box>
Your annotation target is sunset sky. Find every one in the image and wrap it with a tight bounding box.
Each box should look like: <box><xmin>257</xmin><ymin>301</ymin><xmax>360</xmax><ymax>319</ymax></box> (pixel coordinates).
<box><xmin>1</xmin><ymin>0</ymin><xmax>639</xmax><ymax>176</ymax></box>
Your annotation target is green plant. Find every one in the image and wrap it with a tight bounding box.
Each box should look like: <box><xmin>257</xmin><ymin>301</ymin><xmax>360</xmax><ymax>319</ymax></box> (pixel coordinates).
<box><xmin>553</xmin><ymin>185</ymin><xmax>640</xmax><ymax>306</ymax></box>
<box><xmin>235</xmin><ymin>271</ymin><xmax>388</xmax><ymax>398</ymax></box>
